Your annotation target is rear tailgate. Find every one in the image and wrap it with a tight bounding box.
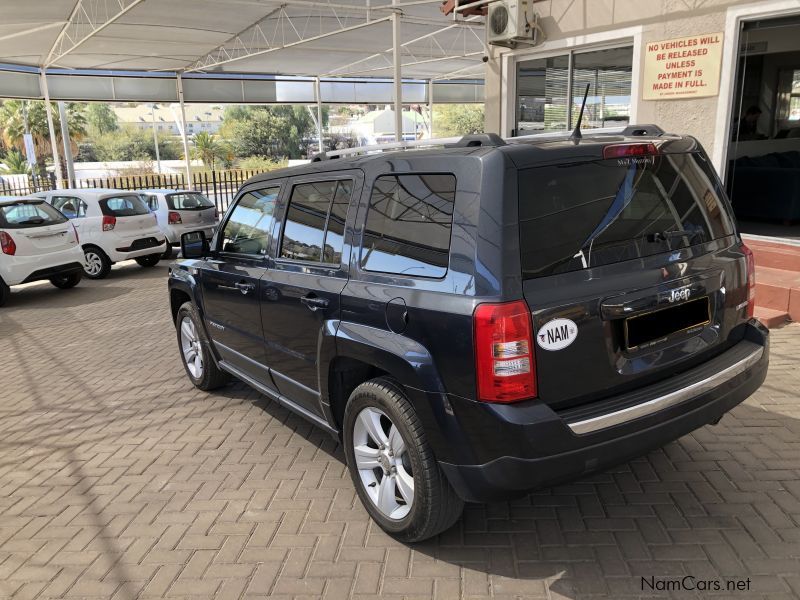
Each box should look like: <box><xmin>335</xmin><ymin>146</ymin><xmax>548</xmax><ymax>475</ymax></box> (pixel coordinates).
<box><xmin>0</xmin><ymin>200</ymin><xmax>78</xmax><ymax>256</ymax></box>
<box><xmin>100</xmin><ymin>194</ymin><xmax>159</xmax><ymax>237</ymax></box>
<box><xmin>167</xmin><ymin>192</ymin><xmax>217</xmax><ymax>227</ymax></box>
<box><xmin>519</xmin><ymin>148</ymin><xmax>747</xmax><ymax>411</ymax></box>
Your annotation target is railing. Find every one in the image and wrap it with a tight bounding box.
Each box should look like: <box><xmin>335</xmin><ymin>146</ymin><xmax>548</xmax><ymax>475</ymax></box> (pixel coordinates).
<box><xmin>0</xmin><ymin>169</ymin><xmax>270</xmax><ymax>212</ymax></box>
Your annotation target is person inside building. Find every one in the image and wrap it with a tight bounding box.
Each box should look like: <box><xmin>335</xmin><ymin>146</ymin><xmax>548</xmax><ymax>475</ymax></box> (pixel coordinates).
<box><xmin>734</xmin><ymin>105</ymin><xmax>765</xmax><ymax>141</ymax></box>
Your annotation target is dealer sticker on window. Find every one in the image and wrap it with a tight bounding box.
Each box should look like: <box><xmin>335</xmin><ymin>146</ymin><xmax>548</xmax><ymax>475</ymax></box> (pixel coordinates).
<box><xmin>536</xmin><ymin>318</ymin><xmax>578</xmax><ymax>351</ymax></box>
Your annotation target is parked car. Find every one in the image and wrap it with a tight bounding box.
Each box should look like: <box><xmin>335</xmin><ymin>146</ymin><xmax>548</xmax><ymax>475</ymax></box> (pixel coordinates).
<box><xmin>138</xmin><ymin>189</ymin><xmax>218</xmax><ymax>259</ymax></box>
<box><xmin>167</xmin><ymin>128</ymin><xmax>769</xmax><ymax>542</ymax></box>
<box><xmin>0</xmin><ymin>195</ymin><xmax>85</xmax><ymax>306</ymax></box>
<box><xmin>34</xmin><ymin>189</ymin><xmax>166</xmax><ymax>279</ymax></box>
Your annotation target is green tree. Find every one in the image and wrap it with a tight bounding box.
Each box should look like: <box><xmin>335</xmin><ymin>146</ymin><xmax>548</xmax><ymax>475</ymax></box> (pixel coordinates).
<box><xmin>0</xmin><ymin>100</ymin><xmax>87</xmax><ymax>164</ymax></box>
<box><xmin>85</xmin><ymin>102</ymin><xmax>118</xmax><ymax>135</ymax></box>
<box><xmin>432</xmin><ymin>103</ymin><xmax>485</xmax><ymax>137</ymax></box>
<box><xmin>192</xmin><ymin>131</ymin><xmax>228</xmax><ymax>170</ymax></box>
<box><xmin>91</xmin><ymin>126</ymin><xmax>179</xmax><ymax>162</ymax></box>
<box><xmin>0</xmin><ymin>149</ymin><xmax>30</xmax><ymax>174</ymax></box>
<box><xmin>221</xmin><ymin>105</ymin><xmax>320</xmax><ymax>159</ymax></box>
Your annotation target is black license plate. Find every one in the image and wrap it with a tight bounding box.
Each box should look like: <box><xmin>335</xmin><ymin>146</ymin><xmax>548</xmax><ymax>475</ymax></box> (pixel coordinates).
<box><xmin>624</xmin><ymin>296</ymin><xmax>711</xmax><ymax>350</ymax></box>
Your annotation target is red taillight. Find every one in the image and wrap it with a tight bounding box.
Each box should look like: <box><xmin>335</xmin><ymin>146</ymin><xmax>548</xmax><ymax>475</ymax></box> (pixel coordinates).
<box><xmin>742</xmin><ymin>243</ymin><xmax>756</xmax><ymax>318</ymax></box>
<box><xmin>102</xmin><ymin>215</ymin><xmax>116</xmax><ymax>231</ymax></box>
<box><xmin>0</xmin><ymin>231</ymin><xmax>16</xmax><ymax>256</ymax></box>
<box><xmin>168</xmin><ymin>211</ymin><xmax>182</xmax><ymax>224</ymax></box>
<box><xmin>474</xmin><ymin>300</ymin><xmax>537</xmax><ymax>403</ymax></box>
<box><xmin>603</xmin><ymin>143</ymin><xmax>659</xmax><ymax>159</ymax></box>
<box><xmin>71</xmin><ymin>223</ymin><xmax>79</xmax><ymax>244</ymax></box>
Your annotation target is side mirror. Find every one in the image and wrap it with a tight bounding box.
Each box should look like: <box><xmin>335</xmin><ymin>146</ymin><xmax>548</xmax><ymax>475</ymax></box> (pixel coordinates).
<box><xmin>181</xmin><ymin>231</ymin><xmax>209</xmax><ymax>259</ymax></box>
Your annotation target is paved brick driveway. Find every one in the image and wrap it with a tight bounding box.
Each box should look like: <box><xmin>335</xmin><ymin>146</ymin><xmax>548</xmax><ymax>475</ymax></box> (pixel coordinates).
<box><xmin>1</xmin><ymin>261</ymin><xmax>799</xmax><ymax>599</ymax></box>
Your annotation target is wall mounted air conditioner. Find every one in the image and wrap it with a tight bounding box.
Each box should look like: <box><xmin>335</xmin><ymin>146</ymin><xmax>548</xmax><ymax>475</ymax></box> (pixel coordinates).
<box><xmin>486</xmin><ymin>0</ymin><xmax>542</xmax><ymax>49</ymax></box>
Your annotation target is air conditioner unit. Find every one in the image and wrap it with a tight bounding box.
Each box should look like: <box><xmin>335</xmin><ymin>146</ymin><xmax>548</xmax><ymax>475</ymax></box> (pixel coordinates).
<box><xmin>486</xmin><ymin>0</ymin><xmax>541</xmax><ymax>49</ymax></box>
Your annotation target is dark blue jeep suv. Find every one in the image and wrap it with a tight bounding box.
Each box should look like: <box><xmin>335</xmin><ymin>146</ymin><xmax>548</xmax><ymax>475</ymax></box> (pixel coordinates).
<box><xmin>168</xmin><ymin>127</ymin><xmax>769</xmax><ymax>541</ymax></box>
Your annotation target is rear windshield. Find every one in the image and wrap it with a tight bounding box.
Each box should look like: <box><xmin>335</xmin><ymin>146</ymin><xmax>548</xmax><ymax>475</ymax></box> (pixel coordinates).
<box><xmin>0</xmin><ymin>200</ymin><xmax>68</xmax><ymax>229</ymax></box>
<box><xmin>167</xmin><ymin>193</ymin><xmax>214</xmax><ymax>210</ymax></box>
<box><xmin>99</xmin><ymin>195</ymin><xmax>150</xmax><ymax>217</ymax></box>
<box><xmin>518</xmin><ymin>152</ymin><xmax>735</xmax><ymax>279</ymax></box>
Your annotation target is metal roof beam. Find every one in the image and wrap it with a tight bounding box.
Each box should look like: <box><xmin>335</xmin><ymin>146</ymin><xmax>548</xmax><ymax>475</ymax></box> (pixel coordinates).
<box><xmin>44</xmin><ymin>0</ymin><xmax>146</xmax><ymax>68</ymax></box>
<box><xmin>186</xmin><ymin>7</ymin><xmax>392</xmax><ymax>72</ymax></box>
<box><xmin>339</xmin><ymin>50</ymin><xmax>482</xmax><ymax>76</ymax></box>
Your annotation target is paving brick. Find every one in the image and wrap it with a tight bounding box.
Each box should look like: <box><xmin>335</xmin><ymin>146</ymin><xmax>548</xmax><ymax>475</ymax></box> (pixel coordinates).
<box><xmin>2</xmin><ymin>268</ymin><xmax>800</xmax><ymax>599</ymax></box>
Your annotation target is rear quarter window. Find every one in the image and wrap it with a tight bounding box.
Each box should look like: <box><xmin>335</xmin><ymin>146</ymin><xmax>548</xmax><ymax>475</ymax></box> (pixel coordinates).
<box><xmin>360</xmin><ymin>174</ymin><xmax>456</xmax><ymax>278</ymax></box>
<box><xmin>100</xmin><ymin>195</ymin><xmax>150</xmax><ymax>217</ymax></box>
<box><xmin>518</xmin><ymin>152</ymin><xmax>735</xmax><ymax>279</ymax></box>
<box><xmin>0</xmin><ymin>201</ymin><xmax>68</xmax><ymax>228</ymax></box>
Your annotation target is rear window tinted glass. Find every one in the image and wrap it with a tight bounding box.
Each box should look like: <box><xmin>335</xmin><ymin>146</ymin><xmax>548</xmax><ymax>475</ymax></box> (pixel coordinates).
<box><xmin>167</xmin><ymin>193</ymin><xmax>214</xmax><ymax>210</ymax></box>
<box><xmin>518</xmin><ymin>152</ymin><xmax>735</xmax><ymax>279</ymax></box>
<box><xmin>220</xmin><ymin>186</ymin><xmax>280</xmax><ymax>255</ymax></box>
<box><xmin>0</xmin><ymin>201</ymin><xmax>68</xmax><ymax>228</ymax></box>
<box><xmin>360</xmin><ymin>174</ymin><xmax>456</xmax><ymax>278</ymax></box>
<box><xmin>100</xmin><ymin>195</ymin><xmax>150</xmax><ymax>217</ymax></box>
<box><xmin>280</xmin><ymin>180</ymin><xmax>352</xmax><ymax>264</ymax></box>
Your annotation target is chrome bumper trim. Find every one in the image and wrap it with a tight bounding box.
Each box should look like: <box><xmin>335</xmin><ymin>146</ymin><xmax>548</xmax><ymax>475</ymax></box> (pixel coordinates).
<box><xmin>567</xmin><ymin>346</ymin><xmax>764</xmax><ymax>435</ymax></box>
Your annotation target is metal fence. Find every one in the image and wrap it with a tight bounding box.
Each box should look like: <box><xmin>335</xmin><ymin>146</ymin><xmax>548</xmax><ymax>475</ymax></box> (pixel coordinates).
<box><xmin>0</xmin><ymin>169</ymin><xmax>268</xmax><ymax>212</ymax></box>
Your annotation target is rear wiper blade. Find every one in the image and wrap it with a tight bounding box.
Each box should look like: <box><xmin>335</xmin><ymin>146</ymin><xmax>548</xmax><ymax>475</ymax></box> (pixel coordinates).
<box><xmin>646</xmin><ymin>230</ymin><xmax>704</xmax><ymax>243</ymax></box>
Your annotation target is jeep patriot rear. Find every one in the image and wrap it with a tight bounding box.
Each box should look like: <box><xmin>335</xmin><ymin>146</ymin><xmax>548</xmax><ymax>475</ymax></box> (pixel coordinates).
<box><xmin>168</xmin><ymin>126</ymin><xmax>769</xmax><ymax>541</ymax></box>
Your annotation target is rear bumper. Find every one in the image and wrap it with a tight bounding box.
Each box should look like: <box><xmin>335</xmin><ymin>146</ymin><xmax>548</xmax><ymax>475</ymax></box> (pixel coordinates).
<box><xmin>109</xmin><ymin>237</ymin><xmax>167</xmax><ymax>261</ymax></box>
<box><xmin>440</xmin><ymin>320</ymin><xmax>769</xmax><ymax>503</ymax></box>
<box><xmin>0</xmin><ymin>246</ymin><xmax>85</xmax><ymax>286</ymax></box>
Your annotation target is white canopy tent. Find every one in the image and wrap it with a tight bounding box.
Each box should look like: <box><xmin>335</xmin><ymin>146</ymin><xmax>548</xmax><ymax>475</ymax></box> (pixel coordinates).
<box><xmin>0</xmin><ymin>0</ymin><xmax>487</xmax><ymax>185</ymax></box>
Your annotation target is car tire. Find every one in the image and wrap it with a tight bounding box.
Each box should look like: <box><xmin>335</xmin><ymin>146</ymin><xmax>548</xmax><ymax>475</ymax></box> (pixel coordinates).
<box><xmin>0</xmin><ymin>278</ymin><xmax>9</xmax><ymax>307</ymax></box>
<box><xmin>83</xmin><ymin>246</ymin><xmax>111</xmax><ymax>279</ymax></box>
<box><xmin>176</xmin><ymin>301</ymin><xmax>230</xmax><ymax>391</ymax></box>
<box><xmin>49</xmin><ymin>271</ymin><xmax>82</xmax><ymax>289</ymax></box>
<box><xmin>162</xmin><ymin>242</ymin><xmax>174</xmax><ymax>260</ymax></box>
<box><xmin>343</xmin><ymin>377</ymin><xmax>464</xmax><ymax>542</ymax></box>
<box><xmin>135</xmin><ymin>254</ymin><xmax>161</xmax><ymax>268</ymax></box>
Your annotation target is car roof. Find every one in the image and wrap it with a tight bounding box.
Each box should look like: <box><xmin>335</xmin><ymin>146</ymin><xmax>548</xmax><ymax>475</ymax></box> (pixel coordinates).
<box><xmin>46</xmin><ymin>188</ymin><xmax>143</xmax><ymax>201</ymax></box>
<box><xmin>139</xmin><ymin>189</ymin><xmax>195</xmax><ymax>195</ymax></box>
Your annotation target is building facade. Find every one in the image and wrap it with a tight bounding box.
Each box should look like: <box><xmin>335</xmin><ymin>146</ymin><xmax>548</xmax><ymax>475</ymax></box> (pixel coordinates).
<box><xmin>484</xmin><ymin>0</ymin><xmax>800</xmax><ymax>193</ymax></box>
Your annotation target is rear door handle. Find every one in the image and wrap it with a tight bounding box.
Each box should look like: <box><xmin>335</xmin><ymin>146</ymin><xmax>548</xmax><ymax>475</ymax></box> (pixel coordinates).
<box><xmin>300</xmin><ymin>295</ymin><xmax>329</xmax><ymax>311</ymax></box>
<box><xmin>235</xmin><ymin>281</ymin><xmax>255</xmax><ymax>294</ymax></box>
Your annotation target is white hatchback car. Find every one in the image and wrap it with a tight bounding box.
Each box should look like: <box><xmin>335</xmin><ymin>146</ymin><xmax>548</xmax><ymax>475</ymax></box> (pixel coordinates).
<box><xmin>34</xmin><ymin>189</ymin><xmax>167</xmax><ymax>279</ymax></box>
<box><xmin>0</xmin><ymin>196</ymin><xmax>85</xmax><ymax>306</ymax></box>
<box><xmin>139</xmin><ymin>189</ymin><xmax>218</xmax><ymax>258</ymax></box>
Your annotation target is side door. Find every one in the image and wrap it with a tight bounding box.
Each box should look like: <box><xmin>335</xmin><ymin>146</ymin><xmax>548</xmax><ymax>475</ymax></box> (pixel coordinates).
<box><xmin>198</xmin><ymin>182</ymin><xmax>283</xmax><ymax>387</ymax></box>
<box><xmin>261</xmin><ymin>173</ymin><xmax>360</xmax><ymax>416</ymax></box>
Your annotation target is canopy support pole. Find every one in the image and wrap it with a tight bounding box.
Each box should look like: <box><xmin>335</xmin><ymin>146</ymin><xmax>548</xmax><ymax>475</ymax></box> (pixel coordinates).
<box><xmin>392</xmin><ymin>3</ymin><xmax>402</xmax><ymax>142</ymax></box>
<box><xmin>428</xmin><ymin>78</ymin><xmax>434</xmax><ymax>137</ymax></box>
<box><xmin>39</xmin><ymin>72</ymin><xmax>63</xmax><ymax>189</ymax></box>
<box><xmin>315</xmin><ymin>76</ymin><xmax>324</xmax><ymax>154</ymax></box>
<box><xmin>177</xmin><ymin>73</ymin><xmax>193</xmax><ymax>190</ymax></box>
<box><xmin>57</xmin><ymin>101</ymin><xmax>75</xmax><ymax>187</ymax></box>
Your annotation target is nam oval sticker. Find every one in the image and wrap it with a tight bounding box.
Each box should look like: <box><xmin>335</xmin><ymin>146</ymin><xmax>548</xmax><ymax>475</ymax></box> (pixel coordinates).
<box><xmin>536</xmin><ymin>318</ymin><xmax>578</xmax><ymax>351</ymax></box>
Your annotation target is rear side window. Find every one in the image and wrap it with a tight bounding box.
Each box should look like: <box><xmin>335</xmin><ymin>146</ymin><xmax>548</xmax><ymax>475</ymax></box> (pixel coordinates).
<box><xmin>51</xmin><ymin>196</ymin><xmax>87</xmax><ymax>218</ymax></box>
<box><xmin>0</xmin><ymin>201</ymin><xmax>68</xmax><ymax>229</ymax></box>
<box><xmin>167</xmin><ymin>193</ymin><xmax>214</xmax><ymax>210</ymax></box>
<box><xmin>360</xmin><ymin>174</ymin><xmax>456</xmax><ymax>278</ymax></box>
<box><xmin>100</xmin><ymin>195</ymin><xmax>150</xmax><ymax>217</ymax></box>
<box><xmin>219</xmin><ymin>186</ymin><xmax>280</xmax><ymax>255</ymax></box>
<box><xmin>279</xmin><ymin>180</ymin><xmax>353</xmax><ymax>264</ymax></box>
<box><xmin>143</xmin><ymin>195</ymin><xmax>159</xmax><ymax>211</ymax></box>
<box><xmin>518</xmin><ymin>152</ymin><xmax>735</xmax><ymax>279</ymax></box>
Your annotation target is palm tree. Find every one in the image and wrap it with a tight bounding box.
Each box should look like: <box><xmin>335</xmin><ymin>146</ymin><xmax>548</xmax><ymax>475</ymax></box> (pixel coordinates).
<box><xmin>0</xmin><ymin>149</ymin><xmax>30</xmax><ymax>174</ymax></box>
<box><xmin>192</xmin><ymin>131</ymin><xmax>225</xmax><ymax>170</ymax></box>
<box><xmin>0</xmin><ymin>100</ymin><xmax>87</xmax><ymax>165</ymax></box>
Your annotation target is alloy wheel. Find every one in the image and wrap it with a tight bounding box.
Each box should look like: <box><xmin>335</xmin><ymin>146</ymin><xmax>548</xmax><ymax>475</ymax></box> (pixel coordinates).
<box><xmin>352</xmin><ymin>407</ymin><xmax>414</xmax><ymax>520</ymax></box>
<box><xmin>84</xmin><ymin>251</ymin><xmax>103</xmax><ymax>276</ymax></box>
<box><xmin>179</xmin><ymin>316</ymin><xmax>204</xmax><ymax>379</ymax></box>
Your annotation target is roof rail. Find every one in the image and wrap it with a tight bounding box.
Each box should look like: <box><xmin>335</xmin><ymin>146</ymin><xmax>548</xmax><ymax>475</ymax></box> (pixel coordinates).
<box><xmin>622</xmin><ymin>124</ymin><xmax>665</xmax><ymax>136</ymax></box>
<box><xmin>314</xmin><ymin>133</ymin><xmax>505</xmax><ymax>161</ymax></box>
